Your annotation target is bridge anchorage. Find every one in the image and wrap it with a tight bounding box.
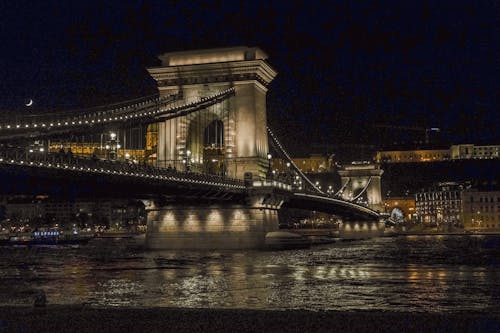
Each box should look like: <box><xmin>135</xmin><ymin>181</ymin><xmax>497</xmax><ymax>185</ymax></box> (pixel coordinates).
<box><xmin>0</xmin><ymin>46</ymin><xmax>383</xmax><ymax>249</ymax></box>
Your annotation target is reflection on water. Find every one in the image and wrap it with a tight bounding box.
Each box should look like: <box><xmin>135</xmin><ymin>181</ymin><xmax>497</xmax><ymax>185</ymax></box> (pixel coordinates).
<box><xmin>0</xmin><ymin>235</ymin><xmax>499</xmax><ymax>312</ymax></box>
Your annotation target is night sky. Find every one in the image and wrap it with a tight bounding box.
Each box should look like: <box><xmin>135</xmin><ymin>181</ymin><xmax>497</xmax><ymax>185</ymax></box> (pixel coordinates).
<box><xmin>1</xmin><ymin>1</ymin><xmax>498</xmax><ymax>150</ymax></box>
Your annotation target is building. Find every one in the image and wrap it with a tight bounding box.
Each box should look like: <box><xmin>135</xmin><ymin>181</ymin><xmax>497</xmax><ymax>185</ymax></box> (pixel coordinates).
<box><xmin>43</xmin><ymin>200</ymin><xmax>76</xmax><ymax>224</ymax></box>
<box><xmin>415</xmin><ymin>182</ymin><xmax>464</xmax><ymax>228</ymax></box>
<box><xmin>375</xmin><ymin>143</ymin><xmax>500</xmax><ymax>163</ymax></box>
<box><xmin>1</xmin><ymin>197</ymin><xmax>145</xmax><ymax>231</ymax></box>
<box><xmin>461</xmin><ymin>188</ymin><xmax>500</xmax><ymax>232</ymax></box>
<box><xmin>383</xmin><ymin>197</ymin><xmax>416</xmax><ymax>223</ymax></box>
<box><xmin>375</xmin><ymin>149</ymin><xmax>450</xmax><ymax>163</ymax></box>
<box><xmin>271</xmin><ymin>154</ymin><xmax>333</xmax><ymax>174</ymax></box>
<box><xmin>2</xmin><ymin>197</ymin><xmax>44</xmax><ymax>225</ymax></box>
<box><xmin>450</xmin><ymin>144</ymin><xmax>500</xmax><ymax>160</ymax></box>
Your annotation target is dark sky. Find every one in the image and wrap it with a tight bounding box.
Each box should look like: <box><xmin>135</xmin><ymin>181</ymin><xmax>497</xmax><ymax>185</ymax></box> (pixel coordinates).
<box><xmin>1</xmin><ymin>1</ymin><xmax>498</xmax><ymax>149</ymax></box>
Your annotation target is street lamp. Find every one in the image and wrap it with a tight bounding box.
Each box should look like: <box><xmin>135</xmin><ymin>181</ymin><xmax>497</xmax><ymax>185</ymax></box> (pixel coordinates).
<box><xmin>186</xmin><ymin>150</ymin><xmax>191</xmax><ymax>172</ymax></box>
<box><xmin>107</xmin><ymin>132</ymin><xmax>118</xmax><ymax>160</ymax></box>
<box><xmin>286</xmin><ymin>162</ymin><xmax>291</xmax><ymax>184</ymax></box>
<box><xmin>267</xmin><ymin>153</ymin><xmax>272</xmax><ymax>179</ymax></box>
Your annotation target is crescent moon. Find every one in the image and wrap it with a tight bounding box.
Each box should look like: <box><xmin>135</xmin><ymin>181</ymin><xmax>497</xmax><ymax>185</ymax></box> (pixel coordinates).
<box><xmin>25</xmin><ymin>99</ymin><xmax>33</xmax><ymax>107</ymax></box>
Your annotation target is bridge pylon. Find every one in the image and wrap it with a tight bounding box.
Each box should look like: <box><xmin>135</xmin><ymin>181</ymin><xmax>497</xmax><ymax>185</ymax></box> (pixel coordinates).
<box><xmin>147</xmin><ymin>46</ymin><xmax>277</xmax><ymax>180</ymax></box>
<box><xmin>337</xmin><ymin>163</ymin><xmax>384</xmax><ymax>212</ymax></box>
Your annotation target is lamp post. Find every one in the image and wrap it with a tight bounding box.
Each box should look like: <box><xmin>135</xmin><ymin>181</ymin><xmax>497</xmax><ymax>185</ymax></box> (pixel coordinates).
<box><xmin>108</xmin><ymin>132</ymin><xmax>118</xmax><ymax>161</ymax></box>
<box><xmin>286</xmin><ymin>162</ymin><xmax>291</xmax><ymax>184</ymax></box>
<box><xmin>327</xmin><ymin>185</ymin><xmax>333</xmax><ymax>196</ymax></box>
<box><xmin>267</xmin><ymin>153</ymin><xmax>272</xmax><ymax>180</ymax></box>
<box><xmin>186</xmin><ymin>150</ymin><xmax>191</xmax><ymax>172</ymax></box>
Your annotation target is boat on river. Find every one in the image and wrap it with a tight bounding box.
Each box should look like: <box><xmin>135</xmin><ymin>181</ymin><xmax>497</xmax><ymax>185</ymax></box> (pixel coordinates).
<box><xmin>0</xmin><ymin>230</ymin><xmax>94</xmax><ymax>246</ymax></box>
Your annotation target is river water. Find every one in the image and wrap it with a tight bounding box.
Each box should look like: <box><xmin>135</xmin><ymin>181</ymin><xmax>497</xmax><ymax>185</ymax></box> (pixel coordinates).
<box><xmin>0</xmin><ymin>235</ymin><xmax>499</xmax><ymax>313</ymax></box>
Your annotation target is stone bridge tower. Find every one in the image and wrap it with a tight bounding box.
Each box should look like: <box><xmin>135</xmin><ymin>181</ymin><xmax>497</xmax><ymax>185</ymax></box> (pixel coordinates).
<box><xmin>337</xmin><ymin>163</ymin><xmax>384</xmax><ymax>212</ymax></box>
<box><xmin>147</xmin><ymin>46</ymin><xmax>277</xmax><ymax>179</ymax></box>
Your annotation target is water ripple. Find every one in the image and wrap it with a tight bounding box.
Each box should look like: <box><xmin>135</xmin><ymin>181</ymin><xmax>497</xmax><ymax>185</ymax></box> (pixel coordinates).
<box><xmin>0</xmin><ymin>235</ymin><xmax>498</xmax><ymax>312</ymax></box>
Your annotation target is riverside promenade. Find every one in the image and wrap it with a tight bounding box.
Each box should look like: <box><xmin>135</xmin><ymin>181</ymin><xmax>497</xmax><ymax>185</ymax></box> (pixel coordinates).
<box><xmin>0</xmin><ymin>306</ymin><xmax>499</xmax><ymax>332</ymax></box>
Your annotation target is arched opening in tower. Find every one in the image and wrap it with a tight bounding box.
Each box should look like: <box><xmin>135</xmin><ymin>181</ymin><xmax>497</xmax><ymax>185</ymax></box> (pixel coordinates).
<box><xmin>203</xmin><ymin>119</ymin><xmax>225</xmax><ymax>175</ymax></box>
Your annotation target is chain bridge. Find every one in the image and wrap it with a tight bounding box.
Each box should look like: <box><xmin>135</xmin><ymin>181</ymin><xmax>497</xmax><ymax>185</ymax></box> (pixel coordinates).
<box><xmin>0</xmin><ymin>46</ymin><xmax>382</xmax><ymax>249</ymax></box>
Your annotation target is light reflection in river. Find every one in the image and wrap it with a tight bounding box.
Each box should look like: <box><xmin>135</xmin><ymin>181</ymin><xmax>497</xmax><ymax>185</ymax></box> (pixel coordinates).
<box><xmin>0</xmin><ymin>235</ymin><xmax>498</xmax><ymax>312</ymax></box>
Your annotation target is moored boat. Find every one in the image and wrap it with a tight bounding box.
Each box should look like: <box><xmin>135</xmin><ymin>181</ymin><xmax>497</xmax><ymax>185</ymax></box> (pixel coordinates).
<box><xmin>0</xmin><ymin>230</ymin><xmax>94</xmax><ymax>246</ymax></box>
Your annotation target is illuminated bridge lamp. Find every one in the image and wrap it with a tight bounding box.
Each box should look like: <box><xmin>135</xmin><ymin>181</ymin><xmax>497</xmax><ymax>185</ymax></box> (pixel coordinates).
<box><xmin>186</xmin><ymin>150</ymin><xmax>191</xmax><ymax>171</ymax></box>
<box><xmin>267</xmin><ymin>153</ymin><xmax>272</xmax><ymax>179</ymax></box>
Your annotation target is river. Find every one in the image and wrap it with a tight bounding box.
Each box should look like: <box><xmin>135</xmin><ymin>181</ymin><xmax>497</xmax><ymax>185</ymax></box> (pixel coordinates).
<box><xmin>0</xmin><ymin>235</ymin><xmax>498</xmax><ymax>313</ymax></box>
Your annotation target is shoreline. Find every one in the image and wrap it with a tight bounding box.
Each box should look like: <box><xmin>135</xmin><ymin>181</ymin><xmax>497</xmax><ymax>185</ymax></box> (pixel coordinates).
<box><xmin>1</xmin><ymin>306</ymin><xmax>498</xmax><ymax>333</ymax></box>
<box><xmin>391</xmin><ymin>232</ymin><xmax>500</xmax><ymax>236</ymax></box>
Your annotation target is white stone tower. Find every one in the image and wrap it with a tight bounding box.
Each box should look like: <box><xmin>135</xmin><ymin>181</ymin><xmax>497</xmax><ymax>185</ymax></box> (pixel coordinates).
<box><xmin>147</xmin><ymin>46</ymin><xmax>277</xmax><ymax>179</ymax></box>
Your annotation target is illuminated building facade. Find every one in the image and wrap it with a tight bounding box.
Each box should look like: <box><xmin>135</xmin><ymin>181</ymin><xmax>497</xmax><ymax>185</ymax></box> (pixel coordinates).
<box><xmin>461</xmin><ymin>188</ymin><xmax>500</xmax><ymax>231</ymax></box>
<box><xmin>271</xmin><ymin>154</ymin><xmax>333</xmax><ymax>174</ymax></box>
<box><xmin>450</xmin><ymin>144</ymin><xmax>500</xmax><ymax>160</ymax></box>
<box><xmin>375</xmin><ymin>149</ymin><xmax>450</xmax><ymax>163</ymax></box>
<box><xmin>48</xmin><ymin>141</ymin><xmax>145</xmax><ymax>162</ymax></box>
<box><xmin>375</xmin><ymin>144</ymin><xmax>500</xmax><ymax>163</ymax></box>
<box><xmin>383</xmin><ymin>197</ymin><xmax>416</xmax><ymax>222</ymax></box>
<box><xmin>415</xmin><ymin>182</ymin><xmax>463</xmax><ymax>227</ymax></box>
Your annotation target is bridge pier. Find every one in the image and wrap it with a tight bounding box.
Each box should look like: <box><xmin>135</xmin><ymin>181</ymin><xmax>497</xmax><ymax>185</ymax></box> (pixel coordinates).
<box><xmin>338</xmin><ymin>220</ymin><xmax>385</xmax><ymax>240</ymax></box>
<box><xmin>146</xmin><ymin>203</ymin><xmax>279</xmax><ymax>250</ymax></box>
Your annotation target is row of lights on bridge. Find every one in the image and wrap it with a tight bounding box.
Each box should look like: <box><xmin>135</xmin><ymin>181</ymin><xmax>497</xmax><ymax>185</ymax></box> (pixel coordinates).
<box><xmin>0</xmin><ymin>88</ymin><xmax>235</xmax><ymax>131</ymax></box>
<box><xmin>0</xmin><ymin>157</ymin><xmax>245</xmax><ymax>190</ymax></box>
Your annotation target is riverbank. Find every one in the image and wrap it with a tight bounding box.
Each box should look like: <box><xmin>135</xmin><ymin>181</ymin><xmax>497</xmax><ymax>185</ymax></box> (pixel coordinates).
<box><xmin>0</xmin><ymin>306</ymin><xmax>498</xmax><ymax>332</ymax></box>
<box><xmin>391</xmin><ymin>231</ymin><xmax>500</xmax><ymax>236</ymax></box>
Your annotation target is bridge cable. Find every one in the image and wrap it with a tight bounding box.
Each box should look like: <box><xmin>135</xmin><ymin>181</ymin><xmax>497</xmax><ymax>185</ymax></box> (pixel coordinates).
<box><xmin>349</xmin><ymin>176</ymin><xmax>372</xmax><ymax>202</ymax></box>
<box><xmin>0</xmin><ymin>88</ymin><xmax>234</xmax><ymax>143</ymax></box>
<box><xmin>334</xmin><ymin>177</ymin><xmax>350</xmax><ymax>197</ymax></box>
<box><xmin>266</xmin><ymin>126</ymin><xmax>325</xmax><ymax>195</ymax></box>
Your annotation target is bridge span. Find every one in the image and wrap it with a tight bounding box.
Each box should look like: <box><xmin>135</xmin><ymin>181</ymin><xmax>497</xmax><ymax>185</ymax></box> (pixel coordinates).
<box><xmin>0</xmin><ymin>153</ymin><xmax>383</xmax><ymax>248</ymax></box>
<box><xmin>0</xmin><ymin>46</ymin><xmax>383</xmax><ymax>249</ymax></box>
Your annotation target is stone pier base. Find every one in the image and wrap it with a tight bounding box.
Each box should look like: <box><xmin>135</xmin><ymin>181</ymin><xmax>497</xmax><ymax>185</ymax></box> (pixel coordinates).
<box><xmin>339</xmin><ymin>220</ymin><xmax>385</xmax><ymax>240</ymax></box>
<box><xmin>146</xmin><ymin>204</ymin><xmax>279</xmax><ymax>249</ymax></box>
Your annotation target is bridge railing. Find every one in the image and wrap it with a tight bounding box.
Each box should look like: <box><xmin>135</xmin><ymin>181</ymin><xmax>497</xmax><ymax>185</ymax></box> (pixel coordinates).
<box><xmin>252</xmin><ymin>179</ymin><xmax>292</xmax><ymax>191</ymax></box>
<box><xmin>0</xmin><ymin>149</ymin><xmax>245</xmax><ymax>188</ymax></box>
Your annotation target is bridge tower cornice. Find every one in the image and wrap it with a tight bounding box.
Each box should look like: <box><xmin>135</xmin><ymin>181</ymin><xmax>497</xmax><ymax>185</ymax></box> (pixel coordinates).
<box><xmin>148</xmin><ymin>59</ymin><xmax>277</xmax><ymax>90</ymax></box>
